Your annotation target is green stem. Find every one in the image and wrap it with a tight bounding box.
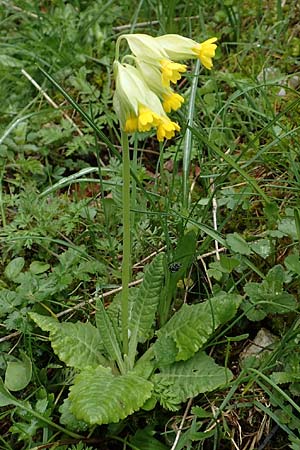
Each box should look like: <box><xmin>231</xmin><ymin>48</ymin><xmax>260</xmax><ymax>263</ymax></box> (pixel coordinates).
<box><xmin>0</xmin><ymin>172</ymin><xmax>6</xmax><ymax>228</ymax></box>
<box><xmin>121</xmin><ymin>130</ymin><xmax>131</xmax><ymax>356</ymax></box>
<box><xmin>182</xmin><ymin>59</ymin><xmax>201</xmax><ymax>210</ymax></box>
<box><xmin>131</xmin><ymin>136</ymin><xmax>138</xmax><ymax>229</ymax></box>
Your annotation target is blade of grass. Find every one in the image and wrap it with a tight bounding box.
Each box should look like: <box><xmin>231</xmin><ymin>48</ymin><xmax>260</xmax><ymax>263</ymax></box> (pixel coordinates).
<box><xmin>183</xmin><ymin>59</ymin><xmax>201</xmax><ymax>210</ymax></box>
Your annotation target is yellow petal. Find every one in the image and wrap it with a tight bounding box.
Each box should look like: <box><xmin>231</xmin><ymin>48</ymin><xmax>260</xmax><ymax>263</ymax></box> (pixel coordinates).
<box><xmin>162</xmin><ymin>92</ymin><xmax>184</xmax><ymax>113</ymax></box>
<box><xmin>160</xmin><ymin>59</ymin><xmax>187</xmax><ymax>87</ymax></box>
<box><xmin>124</xmin><ymin>116</ymin><xmax>138</xmax><ymax>133</ymax></box>
<box><xmin>192</xmin><ymin>37</ymin><xmax>218</xmax><ymax>70</ymax></box>
<box><xmin>156</xmin><ymin>119</ymin><xmax>180</xmax><ymax>141</ymax></box>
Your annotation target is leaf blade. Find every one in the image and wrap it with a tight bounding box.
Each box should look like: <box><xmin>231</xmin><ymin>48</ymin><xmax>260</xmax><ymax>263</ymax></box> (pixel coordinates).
<box><xmin>153</xmin><ymin>351</ymin><xmax>232</xmax><ymax>410</ymax></box>
<box><xmin>69</xmin><ymin>366</ymin><xmax>153</xmax><ymax>424</ymax></box>
<box><xmin>155</xmin><ymin>293</ymin><xmax>242</xmax><ymax>362</ymax></box>
<box><xmin>30</xmin><ymin>313</ymin><xmax>108</xmax><ymax>369</ymax></box>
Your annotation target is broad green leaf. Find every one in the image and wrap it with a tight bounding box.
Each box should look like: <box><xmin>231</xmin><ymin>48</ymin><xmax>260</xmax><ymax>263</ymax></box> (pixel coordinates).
<box><xmin>29</xmin><ymin>313</ymin><xmax>59</xmax><ymax>332</ymax></box>
<box><xmin>152</xmin><ymin>352</ymin><xmax>232</xmax><ymax>411</ymax></box>
<box><xmin>5</xmin><ymin>257</ymin><xmax>25</xmax><ymax>280</ymax></box>
<box><xmin>5</xmin><ymin>352</ymin><xmax>32</xmax><ymax>391</ymax></box>
<box><xmin>29</xmin><ymin>261</ymin><xmax>50</xmax><ymax>274</ymax></box>
<box><xmin>278</xmin><ymin>217</ymin><xmax>298</xmax><ymax>240</ymax></box>
<box><xmin>285</xmin><ymin>254</ymin><xmax>300</xmax><ymax>275</ymax></box>
<box><xmin>130</xmin><ymin>253</ymin><xmax>165</xmax><ymax>344</ymax></box>
<box><xmin>251</xmin><ymin>239</ymin><xmax>272</xmax><ymax>259</ymax></box>
<box><xmin>95</xmin><ymin>300</ymin><xmax>124</xmax><ymax>372</ymax></box>
<box><xmin>155</xmin><ymin>293</ymin><xmax>242</xmax><ymax>362</ymax></box>
<box><xmin>226</xmin><ymin>233</ymin><xmax>251</xmax><ymax>255</ymax></box>
<box><xmin>208</xmin><ymin>256</ymin><xmax>240</xmax><ymax>280</ymax></box>
<box><xmin>69</xmin><ymin>366</ymin><xmax>153</xmax><ymax>424</ymax></box>
<box><xmin>219</xmin><ymin>255</ymin><xmax>240</xmax><ymax>273</ymax></box>
<box><xmin>30</xmin><ymin>313</ymin><xmax>107</xmax><ymax>369</ymax></box>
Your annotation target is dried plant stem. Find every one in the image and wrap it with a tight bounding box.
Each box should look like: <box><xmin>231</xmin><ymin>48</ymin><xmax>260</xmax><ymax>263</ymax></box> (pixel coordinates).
<box><xmin>170</xmin><ymin>398</ymin><xmax>193</xmax><ymax>450</ymax></box>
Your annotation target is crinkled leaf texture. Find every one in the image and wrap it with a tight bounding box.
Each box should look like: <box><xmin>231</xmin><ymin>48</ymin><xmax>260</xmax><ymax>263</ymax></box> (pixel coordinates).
<box><xmin>130</xmin><ymin>253</ymin><xmax>165</xmax><ymax>344</ymax></box>
<box><xmin>30</xmin><ymin>313</ymin><xmax>107</xmax><ymax>369</ymax></box>
<box><xmin>69</xmin><ymin>366</ymin><xmax>153</xmax><ymax>425</ymax></box>
<box><xmin>155</xmin><ymin>293</ymin><xmax>242</xmax><ymax>362</ymax></box>
<box><xmin>107</xmin><ymin>253</ymin><xmax>165</xmax><ymax>346</ymax></box>
<box><xmin>152</xmin><ymin>351</ymin><xmax>232</xmax><ymax>411</ymax></box>
<box><xmin>59</xmin><ymin>398</ymin><xmax>89</xmax><ymax>431</ymax></box>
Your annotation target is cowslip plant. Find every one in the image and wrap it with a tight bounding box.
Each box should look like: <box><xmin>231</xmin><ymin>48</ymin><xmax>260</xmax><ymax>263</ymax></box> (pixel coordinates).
<box><xmin>27</xmin><ymin>33</ymin><xmax>243</xmax><ymax>429</ymax></box>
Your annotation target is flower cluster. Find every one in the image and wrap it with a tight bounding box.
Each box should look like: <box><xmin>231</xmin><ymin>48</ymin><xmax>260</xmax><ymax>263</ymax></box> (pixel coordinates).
<box><xmin>113</xmin><ymin>34</ymin><xmax>217</xmax><ymax>141</ymax></box>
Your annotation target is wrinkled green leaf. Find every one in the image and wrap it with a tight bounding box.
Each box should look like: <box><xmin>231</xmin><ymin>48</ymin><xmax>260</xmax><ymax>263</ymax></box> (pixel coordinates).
<box><xmin>155</xmin><ymin>293</ymin><xmax>242</xmax><ymax>362</ymax></box>
<box><xmin>59</xmin><ymin>398</ymin><xmax>89</xmax><ymax>431</ymax></box>
<box><xmin>152</xmin><ymin>352</ymin><xmax>232</xmax><ymax>411</ymax></box>
<box><xmin>278</xmin><ymin>217</ymin><xmax>298</xmax><ymax>240</ymax></box>
<box><xmin>30</xmin><ymin>313</ymin><xmax>107</xmax><ymax>368</ymax></box>
<box><xmin>95</xmin><ymin>300</ymin><xmax>123</xmax><ymax>371</ymax></box>
<box><xmin>69</xmin><ymin>366</ymin><xmax>153</xmax><ymax>424</ymax></box>
<box><xmin>271</xmin><ymin>371</ymin><xmax>300</xmax><ymax>385</ymax></box>
<box><xmin>129</xmin><ymin>253</ymin><xmax>165</xmax><ymax>350</ymax></box>
<box><xmin>5</xmin><ymin>352</ymin><xmax>32</xmax><ymax>391</ymax></box>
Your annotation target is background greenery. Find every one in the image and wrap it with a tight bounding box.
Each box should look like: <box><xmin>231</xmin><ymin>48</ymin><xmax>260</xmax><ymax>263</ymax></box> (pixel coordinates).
<box><xmin>0</xmin><ymin>0</ymin><xmax>300</xmax><ymax>449</ymax></box>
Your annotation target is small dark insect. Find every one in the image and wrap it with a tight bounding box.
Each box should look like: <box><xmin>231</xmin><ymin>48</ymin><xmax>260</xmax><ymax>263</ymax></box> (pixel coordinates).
<box><xmin>169</xmin><ymin>262</ymin><xmax>182</xmax><ymax>273</ymax></box>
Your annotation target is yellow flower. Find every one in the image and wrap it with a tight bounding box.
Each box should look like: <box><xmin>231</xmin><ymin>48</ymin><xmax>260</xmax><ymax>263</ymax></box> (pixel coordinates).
<box><xmin>124</xmin><ymin>115</ymin><xmax>138</xmax><ymax>133</ymax></box>
<box><xmin>122</xmin><ymin>34</ymin><xmax>187</xmax><ymax>87</ymax></box>
<box><xmin>135</xmin><ymin>59</ymin><xmax>184</xmax><ymax>113</ymax></box>
<box><xmin>192</xmin><ymin>38</ymin><xmax>218</xmax><ymax>69</ymax></box>
<box><xmin>156</xmin><ymin>119</ymin><xmax>180</xmax><ymax>141</ymax></box>
<box><xmin>160</xmin><ymin>59</ymin><xmax>187</xmax><ymax>86</ymax></box>
<box><xmin>113</xmin><ymin>61</ymin><xmax>180</xmax><ymax>141</ymax></box>
<box><xmin>138</xmin><ymin>106</ymin><xmax>160</xmax><ymax>132</ymax></box>
<box><xmin>162</xmin><ymin>92</ymin><xmax>184</xmax><ymax>113</ymax></box>
<box><xmin>155</xmin><ymin>34</ymin><xmax>218</xmax><ymax>69</ymax></box>
<box><xmin>113</xmin><ymin>61</ymin><xmax>164</xmax><ymax>129</ymax></box>
<box><xmin>122</xmin><ymin>33</ymin><xmax>218</xmax><ymax>69</ymax></box>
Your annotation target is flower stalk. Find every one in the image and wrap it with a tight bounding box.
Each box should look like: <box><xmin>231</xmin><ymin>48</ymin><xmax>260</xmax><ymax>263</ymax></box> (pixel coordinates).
<box><xmin>114</xmin><ymin>32</ymin><xmax>218</xmax><ymax>353</ymax></box>
<box><xmin>121</xmin><ymin>130</ymin><xmax>131</xmax><ymax>356</ymax></box>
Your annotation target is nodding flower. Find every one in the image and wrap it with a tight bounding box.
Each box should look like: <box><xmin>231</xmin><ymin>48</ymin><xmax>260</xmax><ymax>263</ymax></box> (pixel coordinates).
<box><xmin>122</xmin><ymin>33</ymin><xmax>217</xmax><ymax>71</ymax></box>
<box><xmin>113</xmin><ymin>33</ymin><xmax>218</xmax><ymax>141</ymax></box>
<box><xmin>113</xmin><ymin>61</ymin><xmax>180</xmax><ymax>141</ymax></box>
<box><xmin>134</xmin><ymin>59</ymin><xmax>184</xmax><ymax>113</ymax></box>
